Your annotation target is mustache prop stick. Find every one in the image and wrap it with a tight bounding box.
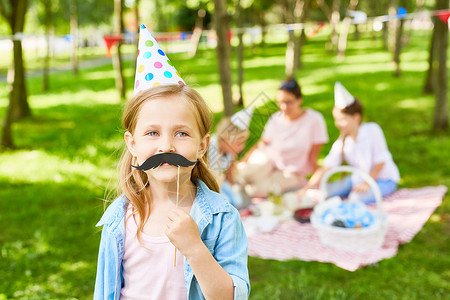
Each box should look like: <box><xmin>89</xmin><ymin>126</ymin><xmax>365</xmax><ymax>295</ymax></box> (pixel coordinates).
<box><xmin>131</xmin><ymin>152</ymin><xmax>198</xmax><ymax>171</ymax></box>
<box><xmin>131</xmin><ymin>152</ymin><xmax>198</xmax><ymax>267</ymax></box>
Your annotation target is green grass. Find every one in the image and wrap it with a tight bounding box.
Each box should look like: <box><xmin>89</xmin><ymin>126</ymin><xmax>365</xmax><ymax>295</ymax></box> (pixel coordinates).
<box><xmin>0</xmin><ymin>29</ymin><xmax>449</xmax><ymax>299</ymax></box>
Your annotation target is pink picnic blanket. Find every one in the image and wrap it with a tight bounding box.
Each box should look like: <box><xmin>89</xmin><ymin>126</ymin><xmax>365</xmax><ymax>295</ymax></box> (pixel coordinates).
<box><xmin>245</xmin><ymin>186</ymin><xmax>448</xmax><ymax>271</ymax></box>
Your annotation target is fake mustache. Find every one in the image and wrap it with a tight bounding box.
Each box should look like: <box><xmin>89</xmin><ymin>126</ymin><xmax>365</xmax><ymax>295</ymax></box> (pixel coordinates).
<box><xmin>131</xmin><ymin>152</ymin><xmax>198</xmax><ymax>171</ymax></box>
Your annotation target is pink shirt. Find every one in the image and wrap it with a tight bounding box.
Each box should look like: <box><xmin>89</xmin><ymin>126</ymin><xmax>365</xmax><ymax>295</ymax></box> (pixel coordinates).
<box><xmin>262</xmin><ymin>109</ymin><xmax>329</xmax><ymax>175</ymax></box>
<box><xmin>120</xmin><ymin>207</ymin><xmax>187</xmax><ymax>300</ymax></box>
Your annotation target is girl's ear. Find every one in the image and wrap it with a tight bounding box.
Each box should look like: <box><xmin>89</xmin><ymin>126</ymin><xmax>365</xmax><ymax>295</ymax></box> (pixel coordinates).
<box><xmin>124</xmin><ymin>131</ymin><xmax>137</xmax><ymax>157</ymax></box>
<box><xmin>198</xmin><ymin>133</ymin><xmax>210</xmax><ymax>158</ymax></box>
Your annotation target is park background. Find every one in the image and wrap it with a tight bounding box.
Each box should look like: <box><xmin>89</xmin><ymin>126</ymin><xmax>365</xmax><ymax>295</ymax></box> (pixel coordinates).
<box><xmin>0</xmin><ymin>0</ymin><xmax>449</xmax><ymax>299</ymax></box>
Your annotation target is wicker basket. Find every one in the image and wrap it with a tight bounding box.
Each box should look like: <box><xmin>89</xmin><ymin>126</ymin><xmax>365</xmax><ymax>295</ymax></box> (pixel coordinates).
<box><xmin>310</xmin><ymin>166</ymin><xmax>387</xmax><ymax>251</ymax></box>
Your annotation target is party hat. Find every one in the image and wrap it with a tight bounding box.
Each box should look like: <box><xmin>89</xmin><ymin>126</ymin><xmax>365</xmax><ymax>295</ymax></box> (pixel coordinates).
<box><xmin>231</xmin><ymin>106</ymin><xmax>254</xmax><ymax>130</ymax></box>
<box><xmin>134</xmin><ymin>24</ymin><xmax>185</xmax><ymax>96</ymax></box>
<box><xmin>334</xmin><ymin>81</ymin><xmax>355</xmax><ymax>109</ymax></box>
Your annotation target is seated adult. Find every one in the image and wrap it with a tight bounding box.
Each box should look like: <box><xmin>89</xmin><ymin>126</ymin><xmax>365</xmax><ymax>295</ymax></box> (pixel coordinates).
<box><xmin>235</xmin><ymin>78</ymin><xmax>329</xmax><ymax>197</ymax></box>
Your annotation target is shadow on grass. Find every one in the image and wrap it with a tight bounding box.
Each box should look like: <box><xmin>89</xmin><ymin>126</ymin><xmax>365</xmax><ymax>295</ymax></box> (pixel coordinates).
<box><xmin>0</xmin><ymin>31</ymin><xmax>448</xmax><ymax>299</ymax></box>
<box><xmin>0</xmin><ymin>180</ymin><xmax>103</xmax><ymax>298</ymax></box>
<box><xmin>11</xmin><ymin>102</ymin><xmax>124</xmax><ymax>167</ymax></box>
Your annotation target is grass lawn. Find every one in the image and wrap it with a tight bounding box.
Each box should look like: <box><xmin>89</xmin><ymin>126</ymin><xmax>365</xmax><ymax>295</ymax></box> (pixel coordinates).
<box><xmin>0</xmin><ymin>29</ymin><xmax>449</xmax><ymax>299</ymax></box>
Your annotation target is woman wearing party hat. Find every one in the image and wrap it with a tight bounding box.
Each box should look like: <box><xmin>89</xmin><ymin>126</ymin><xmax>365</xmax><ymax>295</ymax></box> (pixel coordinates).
<box><xmin>94</xmin><ymin>25</ymin><xmax>250</xmax><ymax>300</ymax></box>
<box><xmin>298</xmin><ymin>82</ymin><xmax>400</xmax><ymax>204</ymax></box>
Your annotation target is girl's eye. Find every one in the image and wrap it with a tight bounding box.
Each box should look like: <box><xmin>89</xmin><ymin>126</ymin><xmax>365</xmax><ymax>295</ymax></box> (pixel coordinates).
<box><xmin>146</xmin><ymin>131</ymin><xmax>159</xmax><ymax>136</ymax></box>
<box><xmin>176</xmin><ymin>131</ymin><xmax>189</xmax><ymax>137</ymax></box>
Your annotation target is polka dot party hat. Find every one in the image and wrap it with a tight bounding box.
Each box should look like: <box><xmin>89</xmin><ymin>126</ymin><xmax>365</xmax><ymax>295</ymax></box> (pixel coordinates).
<box><xmin>134</xmin><ymin>24</ymin><xmax>185</xmax><ymax>96</ymax></box>
<box><xmin>334</xmin><ymin>81</ymin><xmax>355</xmax><ymax>109</ymax></box>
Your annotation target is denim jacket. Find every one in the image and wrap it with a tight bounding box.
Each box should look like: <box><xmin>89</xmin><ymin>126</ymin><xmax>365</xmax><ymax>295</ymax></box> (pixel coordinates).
<box><xmin>94</xmin><ymin>179</ymin><xmax>250</xmax><ymax>300</ymax></box>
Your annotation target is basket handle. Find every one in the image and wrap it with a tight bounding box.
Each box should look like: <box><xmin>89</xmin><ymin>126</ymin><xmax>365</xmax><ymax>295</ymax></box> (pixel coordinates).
<box><xmin>318</xmin><ymin>166</ymin><xmax>383</xmax><ymax>212</ymax></box>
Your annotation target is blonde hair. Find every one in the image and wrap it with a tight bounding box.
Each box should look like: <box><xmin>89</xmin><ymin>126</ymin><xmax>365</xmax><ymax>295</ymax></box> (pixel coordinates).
<box><xmin>116</xmin><ymin>84</ymin><xmax>219</xmax><ymax>239</ymax></box>
<box><xmin>215</xmin><ymin>117</ymin><xmax>249</xmax><ymax>139</ymax></box>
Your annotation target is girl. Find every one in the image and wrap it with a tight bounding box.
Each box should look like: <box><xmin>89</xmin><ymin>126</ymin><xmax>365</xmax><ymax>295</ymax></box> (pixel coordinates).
<box><xmin>235</xmin><ymin>78</ymin><xmax>329</xmax><ymax>197</ymax></box>
<box><xmin>93</xmin><ymin>85</ymin><xmax>250</xmax><ymax>299</ymax></box>
<box><xmin>209</xmin><ymin>117</ymin><xmax>249</xmax><ymax>208</ymax></box>
<box><xmin>298</xmin><ymin>82</ymin><xmax>400</xmax><ymax>204</ymax></box>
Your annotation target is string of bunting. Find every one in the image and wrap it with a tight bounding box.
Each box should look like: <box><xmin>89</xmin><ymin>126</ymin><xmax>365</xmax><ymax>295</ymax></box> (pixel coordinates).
<box><xmin>1</xmin><ymin>8</ymin><xmax>449</xmax><ymax>42</ymax></box>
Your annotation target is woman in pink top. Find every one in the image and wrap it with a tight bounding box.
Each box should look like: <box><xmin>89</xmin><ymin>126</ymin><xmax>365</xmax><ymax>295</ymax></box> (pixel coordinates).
<box><xmin>235</xmin><ymin>78</ymin><xmax>329</xmax><ymax>197</ymax></box>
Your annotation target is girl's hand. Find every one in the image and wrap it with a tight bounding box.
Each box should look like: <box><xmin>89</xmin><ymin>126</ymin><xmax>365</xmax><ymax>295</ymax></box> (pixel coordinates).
<box><xmin>296</xmin><ymin>187</ymin><xmax>308</xmax><ymax>197</ymax></box>
<box><xmin>166</xmin><ymin>207</ymin><xmax>203</xmax><ymax>258</ymax></box>
<box><xmin>352</xmin><ymin>182</ymin><xmax>370</xmax><ymax>194</ymax></box>
<box><xmin>224</xmin><ymin>166</ymin><xmax>234</xmax><ymax>184</ymax></box>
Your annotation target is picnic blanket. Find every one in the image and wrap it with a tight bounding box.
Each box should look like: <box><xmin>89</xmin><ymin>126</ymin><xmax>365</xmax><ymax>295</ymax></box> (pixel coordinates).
<box><xmin>244</xmin><ymin>186</ymin><xmax>447</xmax><ymax>271</ymax></box>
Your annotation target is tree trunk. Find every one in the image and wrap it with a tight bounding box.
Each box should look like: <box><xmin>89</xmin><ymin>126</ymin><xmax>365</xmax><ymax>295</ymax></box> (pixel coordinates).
<box><xmin>259</xmin><ymin>11</ymin><xmax>266</xmax><ymax>46</ymax></box>
<box><xmin>10</xmin><ymin>0</ymin><xmax>31</xmax><ymax>120</ymax></box>
<box><xmin>1</xmin><ymin>90</ymin><xmax>14</xmax><ymax>148</ymax></box>
<box><xmin>423</xmin><ymin>27</ymin><xmax>436</xmax><ymax>94</ymax></box>
<box><xmin>432</xmin><ymin>0</ymin><xmax>449</xmax><ymax>131</ymax></box>
<box><xmin>213</xmin><ymin>0</ymin><xmax>234</xmax><ymax>116</ymax></box>
<box><xmin>133</xmin><ymin>0</ymin><xmax>140</xmax><ymax>70</ymax></box>
<box><xmin>393</xmin><ymin>18</ymin><xmax>404</xmax><ymax>77</ymax></box>
<box><xmin>188</xmin><ymin>9</ymin><xmax>205</xmax><ymax>58</ymax></box>
<box><xmin>0</xmin><ymin>0</ymin><xmax>30</xmax><ymax>148</ymax></box>
<box><xmin>369</xmin><ymin>0</ymin><xmax>378</xmax><ymax>40</ymax></box>
<box><xmin>382</xmin><ymin>22</ymin><xmax>388</xmax><ymax>50</ymax></box>
<box><xmin>387</xmin><ymin>0</ymin><xmax>397</xmax><ymax>53</ymax></box>
<box><xmin>43</xmin><ymin>0</ymin><xmax>51</xmax><ymax>91</ymax></box>
<box><xmin>337</xmin><ymin>17</ymin><xmax>351</xmax><ymax>58</ymax></box>
<box><xmin>43</xmin><ymin>33</ymin><xmax>50</xmax><ymax>92</ymax></box>
<box><xmin>354</xmin><ymin>24</ymin><xmax>359</xmax><ymax>40</ymax></box>
<box><xmin>113</xmin><ymin>0</ymin><xmax>126</xmax><ymax>100</ymax></box>
<box><xmin>282</xmin><ymin>0</ymin><xmax>297</xmax><ymax>78</ymax></box>
<box><xmin>337</xmin><ymin>0</ymin><xmax>359</xmax><ymax>59</ymax></box>
<box><xmin>12</xmin><ymin>40</ymin><xmax>30</xmax><ymax>120</ymax></box>
<box><xmin>294</xmin><ymin>0</ymin><xmax>309</xmax><ymax>70</ymax></box>
<box><xmin>236</xmin><ymin>1</ymin><xmax>244</xmax><ymax>107</ymax></box>
<box><xmin>154</xmin><ymin>0</ymin><xmax>166</xmax><ymax>32</ymax></box>
<box><xmin>70</xmin><ymin>0</ymin><xmax>78</xmax><ymax>75</ymax></box>
<box><xmin>317</xmin><ymin>0</ymin><xmax>336</xmax><ymax>51</ymax></box>
<box><xmin>416</xmin><ymin>0</ymin><xmax>425</xmax><ymax>10</ymax></box>
<box><xmin>330</xmin><ymin>0</ymin><xmax>340</xmax><ymax>51</ymax></box>
<box><xmin>285</xmin><ymin>30</ymin><xmax>296</xmax><ymax>78</ymax></box>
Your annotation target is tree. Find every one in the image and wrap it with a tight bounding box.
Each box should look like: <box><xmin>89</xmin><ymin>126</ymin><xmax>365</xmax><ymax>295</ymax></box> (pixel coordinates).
<box><xmin>213</xmin><ymin>0</ymin><xmax>234</xmax><ymax>116</ymax></box>
<box><xmin>0</xmin><ymin>0</ymin><xmax>31</xmax><ymax>148</ymax></box>
<box><xmin>296</xmin><ymin>0</ymin><xmax>310</xmax><ymax>69</ymax></box>
<box><xmin>236</xmin><ymin>0</ymin><xmax>245</xmax><ymax>106</ymax></box>
<box><xmin>423</xmin><ymin>25</ymin><xmax>437</xmax><ymax>94</ymax></box>
<box><xmin>431</xmin><ymin>0</ymin><xmax>448</xmax><ymax>131</ymax></box>
<box><xmin>337</xmin><ymin>0</ymin><xmax>359</xmax><ymax>59</ymax></box>
<box><xmin>317</xmin><ymin>0</ymin><xmax>341</xmax><ymax>51</ymax></box>
<box><xmin>70</xmin><ymin>0</ymin><xmax>78</xmax><ymax>75</ymax></box>
<box><xmin>388</xmin><ymin>0</ymin><xmax>413</xmax><ymax>77</ymax></box>
<box><xmin>393</xmin><ymin>5</ymin><xmax>406</xmax><ymax>77</ymax></box>
<box><xmin>281</xmin><ymin>0</ymin><xmax>308</xmax><ymax>77</ymax></box>
<box><xmin>188</xmin><ymin>8</ymin><xmax>206</xmax><ymax>58</ymax></box>
<box><xmin>368</xmin><ymin>0</ymin><xmax>379</xmax><ymax>40</ymax></box>
<box><xmin>387</xmin><ymin>0</ymin><xmax>397</xmax><ymax>53</ymax></box>
<box><xmin>42</xmin><ymin>0</ymin><xmax>51</xmax><ymax>91</ymax></box>
<box><xmin>133</xmin><ymin>0</ymin><xmax>140</xmax><ymax>70</ymax></box>
<box><xmin>112</xmin><ymin>0</ymin><xmax>126</xmax><ymax>100</ymax></box>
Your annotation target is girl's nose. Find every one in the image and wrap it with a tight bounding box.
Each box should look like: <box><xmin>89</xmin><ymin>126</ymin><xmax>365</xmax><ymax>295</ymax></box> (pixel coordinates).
<box><xmin>157</xmin><ymin>136</ymin><xmax>175</xmax><ymax>153</ymax></box>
